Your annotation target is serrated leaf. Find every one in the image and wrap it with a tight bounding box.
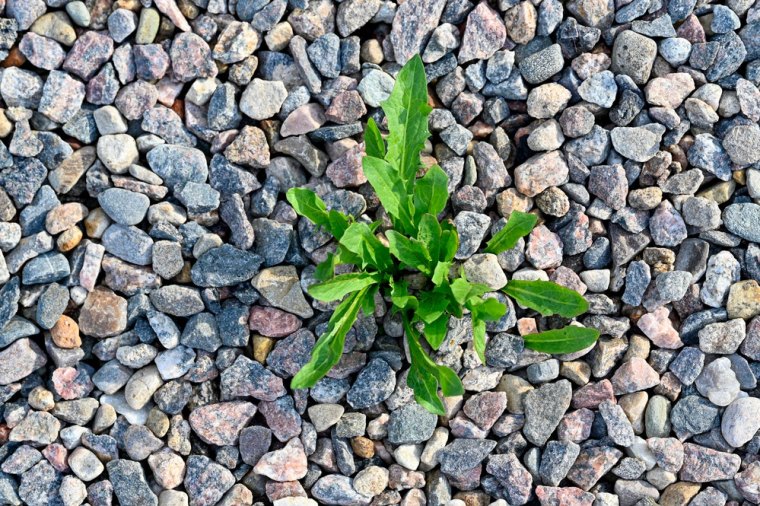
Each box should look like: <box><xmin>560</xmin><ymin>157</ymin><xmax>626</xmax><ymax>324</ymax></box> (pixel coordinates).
<box><xmin>484</xmin><ymin>211</ymin><xmax>538</xmax><ymax>254</ymax></box>
<box><xmin>287</xmin><ymin>188</ymin><xmax>330</xmax><ymax>228</ymax></box>
<box><xmin>365</xmin><ymin>117</ymin><xmax>386</xmax><ymax>159</ymax></box>
<box><xmin>424</xmin><ymin>314</ymin><xmax>449</xmax><ymax>350</ymax></box>
<box><xmin>362</xmin><ymin>156</ymin><xmax>414</xmax><ymax>233</ymax></box>
<box><xmin>386</xmin><ymin>230</ymin><xmax>432</xmax><ymax>275</ymax></box>
<box><xmin>308</xmin><ymin>272</ymin><xmax>381</xmax><ymax>302</ymax></box>
<box><xmin>504</xmin><ymin>280</ymin><xmax>589</xmax><ymax>318</ymax></box>
<box><xmin>413</xmin><ymin>165</ymin><xmax>449</xmax><ymax>218</ymax></box>
<box><xmin>292</xmin><ymin>287</ymin><xmax>369</xmax><ymax>389</ymax></box>
<box><xmin>382</xmin><ymin>54</ymin><xmax>432</xmax><ymax>187</ymax></box>
<box><xmin>523</xmin><ymin>326</ymin><xmax>601</xmax><ymax>354</ymax></box>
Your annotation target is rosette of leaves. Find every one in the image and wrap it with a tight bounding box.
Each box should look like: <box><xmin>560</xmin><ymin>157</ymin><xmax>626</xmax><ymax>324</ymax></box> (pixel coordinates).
<box><xmin>286</xmin><ymin>54</ymin><xmax>599</xmax><ymax>414</ymax></box>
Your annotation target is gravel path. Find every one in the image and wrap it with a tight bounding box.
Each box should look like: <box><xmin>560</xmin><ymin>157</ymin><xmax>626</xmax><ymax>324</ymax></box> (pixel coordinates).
<box><xmin>1</xmin><ymin>0</ymin><xmax>760</xmax><ymax>505</ymax></box>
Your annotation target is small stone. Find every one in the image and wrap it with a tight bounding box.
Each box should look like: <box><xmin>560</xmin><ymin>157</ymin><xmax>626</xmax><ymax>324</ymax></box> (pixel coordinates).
<box><xmin>388</xmin><ymin>403</ymin><xmax>438</xmax><ymax>445</ymax></box>
<box><xmin>680</xmin><ymin>443</ymin><xmax>740</xmax><ymax>482</ymax></box>
<box><xmin>611</xmin><ymin>30</ymin><xmax>657</xmax><ymax>84</ymax></box>
<box><xmin>189</xmin><ymin>401</ymin><xmax>257</xmax><ymax>446</ymax></box>
<box><xmin>347</xmin><ymin>358</ymin><xmax>396</xmax><ymax>409</ymax></box>
<box><xmin>254</xmin><ymin>439</ymin><xmax>308</xmax><ymax>481</ymax></box>
<box><xmin>458</xmin><ymin>2</ymin><xmax>506</xmax><ymax>63</ymax></box>
<box><xmin>695</xmin><ymin>357</ymin><xmax>740</xmax><ymax>406</ymax></box>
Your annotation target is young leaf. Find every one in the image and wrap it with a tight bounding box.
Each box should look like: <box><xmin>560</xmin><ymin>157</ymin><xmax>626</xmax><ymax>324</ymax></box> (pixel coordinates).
<box><xmin>362</xmin><ymin>156</ymin><xmax>414</xmax><ymax>232</ymax></box>
<box><xmin>382</xmin><ymin>54</ymin><xmax>432</xmax><ymax>186</ymax></box>
<box><xmin>327</xmin><ymin>210</ymin><xmax>350</xmax><ymax>240</ymax></box>
<box><xmin>416</xmin><ymin>214</ymin><xmax>441</xmax><ymax>262</ymax></box>
<box><xmin>424</xmin><ymin>314</ymin><xmax>449</xmax><ymax>350</ymax></box>
<box><xmin>286</xmin><ymin>188</ymin><xmax>330</xmax><ymax>228</ymax></box>
<box><xmin>471</xmin><ymin>316</ymin><xmax>487</xmax><ymax>364</ymax></box>
<box><xmin>386</xmin><ymin>230</ymin><xmax>432</xmax><ymax>275</ymax></box>
<box><xmin>339</xmin><ymin>222</ymin><xmax>392</xmax><ymax>271</ymax></box>
<box><xmin>504</xmin><ymin>280</ymin><xmax>589</xmax><ymax>318</ymax></box>
<box><xmin>292</xmin><ymin>287</ymin><xmax>369</xmax><ymax>388</ymax></box>
<box><xmin>308</xmin><ymin>272</ymin><xmax>381</xmax><ymax>302</ymax></box>
<box><xmin>314</xmin><ymin>253</ymin><xmax>336</xmax><ymax>281</ymax></box>
<box><xmin>364</xmin><ymin>117</ymin><xmax>386</xmax><ymax>159</ymax></box>
<box><xmin>471</xmin><ymin>296</ymin><xmax>507</xmax><ymax>321</ymax></box>
<box><xmin>413</xmin><ymin>165</ymin><xmax>449</xmax><ymax>218</ymax></box>
<box><xmin>439</xmin><ymin>229</ymin><xmax>459</xmax><ymax>262</ymax></box>
<box><xmin>523</xmin><ymin>326</ymin><xmax>601</xmax><ymax>354</ymax></box>
<box><xmin>416</xmin><ymin>291</ymin><xmax>449</xmax><ymax>324</ymax></box>
<box><xmin>484</xmin><ymin>211</ymin><xmax>538</xmax><ymax>254</ymax></box>
<box><xmin>361</xmin><ymin>284</ymin><xmax>378</xmax><ymax>316</ymax></box>
<box><xmin>390</xmin><ymin>278</ymin><xmax>418</xmax><ymax>309</ymax></box>
<box><xmin>407</xmin><ymin>366</ymin><xmax>445</xmax><ymax>415</ymax></box>
<box><xmin>431</xmin><ymin>261</ymin><xmax>451</xmax><ymax>286</ymax></box>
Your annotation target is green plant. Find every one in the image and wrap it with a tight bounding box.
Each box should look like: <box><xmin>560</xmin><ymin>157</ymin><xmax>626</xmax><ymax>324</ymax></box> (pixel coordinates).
<box><xmin>286</xmin><ymin>55</ymin><xmax>599</xmax><ymax>414</ymax></box>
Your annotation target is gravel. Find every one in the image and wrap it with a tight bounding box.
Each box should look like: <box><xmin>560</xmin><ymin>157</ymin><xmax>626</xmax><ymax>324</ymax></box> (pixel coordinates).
<box><xmin>0</xmin><ymin>0</ymin><xmax>759</xmax><ymax>504</ymax></box>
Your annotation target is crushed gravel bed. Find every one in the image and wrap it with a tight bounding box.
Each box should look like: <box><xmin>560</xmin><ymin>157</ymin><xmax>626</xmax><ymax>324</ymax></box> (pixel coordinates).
<box><xmin>1</xmin><ymin>0</ymin><xmax>760</xmax><ymax>505</ymax></box>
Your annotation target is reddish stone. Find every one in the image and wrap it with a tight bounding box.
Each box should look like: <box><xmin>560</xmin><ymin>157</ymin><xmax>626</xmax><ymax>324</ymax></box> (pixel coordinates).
<box><xmin>325</xmin><ymin>142</ymin><xmax>367</xmax><ymax>188</ymax></box>
<box><xmin>78</xmin><ymin>287</ymin><xmax>127</xmax><ymax>338</ymax></box>
<box><xmin>249</xmin><ymin>306</ymin><xmax>302</xmax><ymax>338</ymax></box>
<box><xmin>63</xmin><ymin>31</ymin><xmax>114</xmax><ymax>80</ymax></box>
<box><xmin>638</xmin><ymin>307</ymin><xmax>684</xmax><ymax>349</ymax></box>
<box><xmin>254</xmin><ymin>439</ymin><xmax>308</xmax><ymax>482</ymax></box>
<box><xmin>42</xmin><ymin>443</ymin><xmax>69</xmax><ymax>473</ymax></box>
<box><xmin>680</xmin><ymin>443</ymin><xmax>741</xmax><ymax>483</ymax></box>
<box><xmin>170</xmin><ymin>32</ymin><xmax>217</xmax><ymax>82</ymax></box>
<box><xmin>567</xmin><ymin>446</ymin><xmax>623</xmax><ymax>490</ymax></box>
<box><xmin>52</xmin><ymin>367</ymin><xmax>94</xmax><ymax>400</ymax></box>
<box><xmin>557</xmin><ymin>408</ymin><xmax>594</xmax><ymax>443</ymax></box>
<box><xmin>188</xmin><ymin>401</ymin><xmax>257</xmax><ymax>446</ymax></box>
<box><xmin>536</xmin><ymin>486</ymin><xmax>595</xmax><ymax>506</ymax></box>
<box><xmin>572</xmin><ymin>380</ymin><xmax>615</xmax><ymax>409</ymax></box>
<box><xmin>463</xmin><ymin>391</ymin><xmax>507</xmax><ymax>431</ymax></box>
<box><xmin>611</xmin><ymin>357</ymin><xmax>660</xmax><ymax>394</ymax></box>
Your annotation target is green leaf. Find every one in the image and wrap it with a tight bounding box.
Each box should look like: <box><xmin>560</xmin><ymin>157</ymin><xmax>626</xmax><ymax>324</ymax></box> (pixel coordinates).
<box><xmin>390</xmin><ymin>278</ymin><xmax>418</xmax><ymax>309</ymax></box>
<box><xmin>362</xmin><ymin>156</ymin><xmax>414</xmax><ymax>232</ymax></box>
<box><xmin>407</xmin><ymin>366</ymin><xmax>445</xmax><ymax>415</ymax></box>
<box><xmin>413</xmin><ymin>165</ymin><xmax>449</xmax><ymax>218</ymax></box>
<box><xmin>416</xmin><ymin>214</ymin><xmax>441</xmax><ymax>261</ymax></box>
<box><xmin>308</xmin><ymin>272</ymin><xmax>381</xmax><ymax>302</ymax></box>
<box><xmin>292</xmin><ymin>287</ymin><xmax>369</xmax><ymax>389</ymax></box>
<box><xmin>327</xmin><ymin>210</ymin><xmax>350</xmax><ymax>240</ymax></box>
<box><xmin>472</xmin><ymin>317</ymin><xmax>487</xmax><ymax>364</ymax></box>
<box><xmin>382</xmin><ymin>54</ymin><xmax>432</xmax><ymax>187</ymax></box>
<box><xmin>504</xmin><ymin>280</ymin><xmax>589</xmax><ymax>318</ymax></box>
<box><xmin>439</xmin><ymin>229</ymin><xmax>459</xmax><ymax>262</ymax></box>
<box><xmin>403</xmin><ymin>314</ymin><xmax>463</xmax><ymax>416</ymax></box>
<box><xmin>470</xmin><ymin>297</ymin><xmax>507</xmax><ymax>321</ymax></box>
<box><xmin>286</xmin><ymin>188</ymin><xmax>330</xmax><ymax>228</ymax></box>
<box><xmin>364</xmin><ymin>117</ymin><xmax>386</xmax><ymax>159</ymax></box>
<box><xmin>523</xmin><ymin>326</ymin><xmax>601</xmax><ymax>354</ymax></box>
<box><xmin>339</xmin><ymin>222</ymin><xmax>392</xmax><ymax>271</ymax></box>
<box><xmin>484</xmin><ymin>211</ymin><xmax>538</xmax><ymax>254</ymax></box>
<box><xmin>424</xmin><ymin>315</ymin><xmax>449</xmax><ymax>350</ymax></box>
<box><xmin>361</xmin><ymin>285</ymin><xmax>378</xmax><ymax>316</ymax></box>
<box><xmin>417</xmin><ymin>291</ymin><xmax>449</xmax><ymax>324</ymax></box>
<box><xmin>450</xmin><ymin>278</ymin><xmax>472</xmax><ymax>305</ymax></box>
<box><xmin>437</xmin><ymin>365</ymin><xmax>464</xmax><ymax>397</ymax></box>
<box><xmin>314</xmin><ymin>254</ymin><xmax>336</xmax><ymax>281</ymax></box>
<box><xmin>431</xmin><ymin>261</ymin><xmax>451</xmax><ymax>286</ymax></box>
<box><xmin>386</xmin><ymin>230</ymin><xmax>432</xmax><ymax>275</ymax></box>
